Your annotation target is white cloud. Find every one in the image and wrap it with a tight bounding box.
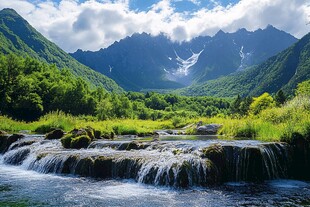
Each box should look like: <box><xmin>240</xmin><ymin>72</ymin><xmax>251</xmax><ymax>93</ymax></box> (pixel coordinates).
<box><xmin>0</xmin><ymin>0</ymin><xmax>309</xmax><ymax>52</ymax></box>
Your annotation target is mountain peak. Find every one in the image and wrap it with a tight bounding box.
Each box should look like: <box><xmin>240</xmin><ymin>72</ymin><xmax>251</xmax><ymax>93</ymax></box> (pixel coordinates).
<box><xmin>264</xmin><ymin>24</ymin><xmax>278</xmax><ymax>31</ymax></box>
<box><xmin>0</xmin><ymin>8</ymin><xmax>20</xmax><ymax>17</ymax></box>
<box><xmin>214</xmin><ymin>29</ymin><xmax>226</xmax><ymax>37</ymax></box>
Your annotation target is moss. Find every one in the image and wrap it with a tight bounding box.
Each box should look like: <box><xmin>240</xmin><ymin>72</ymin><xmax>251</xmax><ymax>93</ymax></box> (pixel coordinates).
<box><xmin>70</xmin><ymin>135</ymin><xmax>91</xmax><ymax>149</ymax></box>
<box><xmin>45</xmin><ymin>129</ymin><xmax>64</xmax><ymax>140</ymax></box>
<box><xmin>60</xmin><ymin>134</ymin><xmax>74</xmax><ymax>149</ymax></box>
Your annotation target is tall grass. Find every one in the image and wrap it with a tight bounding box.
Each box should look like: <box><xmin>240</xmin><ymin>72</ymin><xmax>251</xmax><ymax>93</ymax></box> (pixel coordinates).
<box><xmin>0</xmin><ymin>96</ymin><xmax>308</xmax><ymax>142</ymax></box>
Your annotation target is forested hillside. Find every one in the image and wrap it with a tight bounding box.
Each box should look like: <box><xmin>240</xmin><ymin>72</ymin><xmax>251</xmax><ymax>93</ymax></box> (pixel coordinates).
<box><xmin>0</xmin><ymin>8</ymin><xmax>122</xmax><ymax>93</ymax></box>
<box><xmin>180</xmin><ymin>32</ymin><xmax>310</xmax><ymax>97</ymax></box>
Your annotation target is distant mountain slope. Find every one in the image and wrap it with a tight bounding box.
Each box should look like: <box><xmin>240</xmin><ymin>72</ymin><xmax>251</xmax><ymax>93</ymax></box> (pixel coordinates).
<box><xmin>0</xmin><ymin>8</ymin><xmax>122</xmax><ymax>93</ymax></box>
<box><xmin>192</xmin><ymin>26</ymin><xmax>298</xmax><ymax>83</ymax></box>
<box><xmin>71</xmin><ymin>26</ymin><xmax>297</xmax><ymax>91</ymax></box>
<box><xmin>180</xmin><ymin>33</ymin><xmax>310</xmax><ymax>97</ymax></box>
<box><xmin>72</xmin><ymin>33</ymin><xmax>210</xmax><ymax>91</ymax></box>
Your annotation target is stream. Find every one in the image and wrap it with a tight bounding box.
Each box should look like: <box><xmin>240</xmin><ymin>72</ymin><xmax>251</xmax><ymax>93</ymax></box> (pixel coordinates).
<box><xmin>0</xmin><ymin>135</ymin><xmax>310</xmax><ymax>206</ymax></box>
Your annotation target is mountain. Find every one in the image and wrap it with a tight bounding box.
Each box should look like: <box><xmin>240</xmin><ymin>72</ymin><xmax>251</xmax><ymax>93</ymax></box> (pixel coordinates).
<box><xmin>72</xmin><ymin>33</ymin><xmax>210</xmax><ymax>91</ymax></box>
<box><xmin>0</xmin><ymin>8</ymin><xmax>122</xmax><ymax>93</ymax></box>
<box><xmin>71</xmin><ymin>26</ymin><xmax>297</xmax><ymax>91</ymax></box>
<box><xmin>179</xmin><ymin>32</ymin><xmax>310</xmax><ymax>97</ymax></box>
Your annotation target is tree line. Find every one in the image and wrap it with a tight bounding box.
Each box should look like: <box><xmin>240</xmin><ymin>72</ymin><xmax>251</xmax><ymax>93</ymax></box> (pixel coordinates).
<box><xmin>0</xmin><ymin>54</ymin><xmax>231</xmax><ymax>121</ymax></box>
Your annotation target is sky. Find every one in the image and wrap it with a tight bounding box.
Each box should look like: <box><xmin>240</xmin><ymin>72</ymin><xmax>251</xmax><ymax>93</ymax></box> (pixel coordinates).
<box><xmin>0</xmin><ymin>0</ymin><xmax>309</xmax><ymax>52</ymax></box>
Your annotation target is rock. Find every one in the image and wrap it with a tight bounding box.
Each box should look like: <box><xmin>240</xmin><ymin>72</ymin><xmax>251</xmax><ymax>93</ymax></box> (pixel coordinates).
<box><xmin>10</xmin><ymin>140</ymin><xmax>36</xmax><ymax>150</ymax></box>
<box><xmin>61</xmin><ymin>155</ymin><xmax>79</xmax><ymax>174</ymax></box>
<box><xmin>2</xmin><ymin>134</ymin><xmax>25</xmax><ymax>153</ymax></box>
<box><xmin>71</xmin><ymin>127</ymin><xmax>95</xmax><ymax>140</ymax></box>
<box><xmin>117</xmin><ymin>141</ymin><xmax>149</xmax><ymax>151</ymax></box>
<box><xmin>0</xmin><ymin>134</ymin><xmax>9</xmax><ymax>153</ymax></box>
<box><xmin>19</xmin><ymin>130</ymin><xmax>31</xmax><ymax>134</ymax></box>
<box><xmin>70</xmin><ymin>135</ymin><xmax>91</xmax><ymax>149</ymax></box>
<box><xmin>201</xmin><ymin>144</ymin><xmax>226</xmax><ymax>183</ymax></box>
<box><xmin>0</xmin><ymin>130</ymin><xmax>8</xmax><ymax>135</ymax></box>
<box><xmin>75</xmin><ymin>157</ymin><xmax>94</xmax><ymax>176</ymax></box>
<box><xmin>45</xmin><ymin>129</ymin><xmax>65</xmax><ymax>140</ymax></box>
<box><xmin>176</xmin><ymin>161</ymin><xmax>191</xmax><ymax>188</ymax></box>
<box><xmin>3</xmin><ymin>148</ymin><xmax>30</xmax><ymax>165</ymax></box>
<box><xmin>94</xmin><ymin>130</ymin><xmax>101</xmax><ymax>139</ymax></box>
<box><xmin>93</xmin><ymin>156</ymin><xmax>113</xmax><ymax>178</ymax></box>
<box><xmin>197</xmin><ymin>124</ymin><xmax>222</xmax><ymax>135</ymax></box>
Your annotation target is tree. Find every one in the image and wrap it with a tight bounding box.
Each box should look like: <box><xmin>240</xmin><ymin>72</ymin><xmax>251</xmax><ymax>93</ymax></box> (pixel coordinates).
<box><xmin>250</xmin><ymin>93</ymin><xmax>275</xmax><ymax>115</ymax></box>
<box><xmin>275</xmin><ymin>90</ymin><xmax>286</xmax><ymax>106</ymax></box>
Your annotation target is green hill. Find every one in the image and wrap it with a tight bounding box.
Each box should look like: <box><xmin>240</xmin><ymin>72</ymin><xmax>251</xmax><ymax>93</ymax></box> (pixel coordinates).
<box><xmin>0</xmin><ymin>8</ymin><xmax>122</xmax><ymax>93</ymax></box>
<box><xmin>180</xmin><ymin>32</ymin><xmax>310</xmax><ymax>97</ymax></box>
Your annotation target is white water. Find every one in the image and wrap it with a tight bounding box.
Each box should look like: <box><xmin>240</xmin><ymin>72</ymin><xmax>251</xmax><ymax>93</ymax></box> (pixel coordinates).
<box><xmin>1</xmin><ymin>135</ymin><xmax>310</xmax><ymax>206</ymax></box>
<box><xmin>1</xmin><ymin>163</ymin><xmax>310</xmax><ymax>206</ymax></box>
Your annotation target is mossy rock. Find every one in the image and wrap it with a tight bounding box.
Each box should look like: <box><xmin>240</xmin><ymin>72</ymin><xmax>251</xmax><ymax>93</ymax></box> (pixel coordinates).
<box><xmin>93</xmin><ymin>156</ymin><xmax>113</xmax><ymax>178</ymax></box>
<box><xmin>201</xmin><ymin>144</ymin><xmax>225</xmax><ymax>167</ymax></box>
<box><xmin>117</xmin><ymin>141</ymin><xmax>149</xmax><ymax>151</ymax></box>
<box><xmin>75</xmin><ymin>157</ymin><xmax>94</xmax><ymax>176</ymax></box>
<box><xmin>60</xmin><ymin>134</ymin><xmax>74</xmax><ymax>149</ymax></box>
<box><xmin>176</xmin><ymin>161</ymin><xmax>191</xmax><ymax>188</ymax></box>
<box><xmin>45</xmin><ymin>129</ymin><xmax>64</xmax><ymax>140</ymax></box>
<box><xmin>0</xmin><ymin>134</ymin><xmax>24</xmax><ymax>153</ymax></box>
<box><xmin>61</xmin><ymin>155</ymin><xmax>79</xmax><ymax>174</ymax></box>
<box><xmin>94</xmin><ymin>130</ymin><xmax>101</xmax><ymax>139</ymax></box>
<box><xmin>0</xmin><ymin>134</ymin><xmax>9</xmax><ymax>153</ymax></box>
<box><xmin>70</xmin><ymin>135</ymin><xmax>91</xmax><ymax>149</ymax></box>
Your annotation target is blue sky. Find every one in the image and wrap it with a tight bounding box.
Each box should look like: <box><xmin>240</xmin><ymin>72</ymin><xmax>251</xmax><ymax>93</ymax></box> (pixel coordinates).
<box><xmin>1</xmin><ymin>0</ymin><xmax>309</xmax><ymax>52</ymax></box>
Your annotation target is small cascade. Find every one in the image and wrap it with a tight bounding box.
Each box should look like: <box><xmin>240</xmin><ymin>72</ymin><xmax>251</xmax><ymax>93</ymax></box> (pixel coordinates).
<box><xmin>0</xmin><ymin>135</ymin><xmax>296</xmax><ymax>188</ymax></box>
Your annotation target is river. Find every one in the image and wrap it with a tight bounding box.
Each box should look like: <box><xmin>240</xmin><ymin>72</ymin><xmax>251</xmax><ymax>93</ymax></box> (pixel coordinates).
<box><xmin>0</xmin><ymin>135</ymin><xmax>310</xmax><ymax>206</ymax></box>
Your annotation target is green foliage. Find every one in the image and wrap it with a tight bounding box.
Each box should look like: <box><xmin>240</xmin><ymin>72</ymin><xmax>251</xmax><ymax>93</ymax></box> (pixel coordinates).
<box><xmin>70</xmin><ymin>135</ymin><xmax>91</xmax><ymax>149</ymax></box>
<box><xmin>296</xmin><ymin>79</ymin><xmax>310</xmax><ymax>96</ymax></box>
<box><xmin>234</xmin><ymin>122</ymin><xmax>258</xmax><ymax>138</ymax></box>
<box><xmin>250</xmin><ymin>93</ymin><xmax>275</xmax><ymax>115</ymax></box>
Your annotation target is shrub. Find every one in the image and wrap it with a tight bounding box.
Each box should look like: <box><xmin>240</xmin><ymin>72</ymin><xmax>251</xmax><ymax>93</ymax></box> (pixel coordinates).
<box><xmin>70</xmin><ymin>135</ymin><xmax>91</xmax><ymax>149</ymax></box>
<box><xmin>235</xmin><ymin>122</ymin><xmax>257</xmax><ymax>139</ymax></box>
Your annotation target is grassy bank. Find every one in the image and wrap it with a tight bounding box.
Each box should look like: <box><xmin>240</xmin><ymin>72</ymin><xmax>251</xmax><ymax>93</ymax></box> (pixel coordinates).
<box><xmin>1</xmin><ymin>96</ymin><xmax>309</xmax><ymax>142</ymax></box>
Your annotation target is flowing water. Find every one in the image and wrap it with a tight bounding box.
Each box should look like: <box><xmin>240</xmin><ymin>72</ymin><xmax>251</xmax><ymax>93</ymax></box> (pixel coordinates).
<box><xmin>1</xmin><ymin>135</ymin><xmax>310</xmax><ymax>206</ymax></box>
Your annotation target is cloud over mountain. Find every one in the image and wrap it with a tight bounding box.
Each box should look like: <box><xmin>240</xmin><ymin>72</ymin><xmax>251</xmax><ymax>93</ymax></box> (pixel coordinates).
<box><xmin>1</xmin><ymin>0</ymin><xmax>309</xmax><ymax>52</ymax></box>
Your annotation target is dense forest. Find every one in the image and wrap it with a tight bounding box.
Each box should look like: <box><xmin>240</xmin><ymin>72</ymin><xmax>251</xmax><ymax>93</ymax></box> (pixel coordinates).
<box><xmin>0</xmin><ymin>54</ymin><xmax>232</xmax><ymax>121</ymax></box>
<box><xmin>1</xmin><ymin>53</ymin><xmax>300</xmax><ymax>127</ymax></box>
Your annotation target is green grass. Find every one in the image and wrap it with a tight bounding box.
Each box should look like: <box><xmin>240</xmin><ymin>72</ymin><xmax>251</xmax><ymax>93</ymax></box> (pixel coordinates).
<box><xmin>0</xmin><ymin>96</ymin><xmax>309</xmax><ymax>142</ymax></box>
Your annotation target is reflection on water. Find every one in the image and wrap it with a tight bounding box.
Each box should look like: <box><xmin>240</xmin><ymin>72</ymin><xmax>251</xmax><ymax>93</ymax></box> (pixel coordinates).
<box><xmin>0</xmin><ymin>164</ymin><xmax>310</xmax><ymax>207</ymax></box>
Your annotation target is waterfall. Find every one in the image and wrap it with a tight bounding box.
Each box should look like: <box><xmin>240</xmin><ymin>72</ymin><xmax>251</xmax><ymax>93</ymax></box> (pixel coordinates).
<box><xmin>0</xmin><ymin>135</ymin><xmax>294</xmax><ymax>187</ymax></box>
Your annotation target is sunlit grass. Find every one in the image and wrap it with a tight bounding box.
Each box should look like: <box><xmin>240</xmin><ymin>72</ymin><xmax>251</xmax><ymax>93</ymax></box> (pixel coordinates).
<box><xmin>0</xmin><ymin>96</ymin><xmax>309</xmax><ymax>142</ymax></box>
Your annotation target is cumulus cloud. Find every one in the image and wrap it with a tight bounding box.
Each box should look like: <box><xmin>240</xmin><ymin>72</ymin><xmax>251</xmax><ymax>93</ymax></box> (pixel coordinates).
<box><xmin>0</xmin><ymin>0</ymin><xmax>309</xmax><ymax>52</ymax></box>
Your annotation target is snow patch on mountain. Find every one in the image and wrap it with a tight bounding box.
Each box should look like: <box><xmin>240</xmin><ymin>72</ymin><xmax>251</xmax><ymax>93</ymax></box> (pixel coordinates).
<box><xmin>237</xmin><ymin>46</ymin><xmax>253</xmax><ymax>71</ymax></box>
<box><xmin>173</xmin><ymin>49</ymin><xmax>203</xmax><ymax>76</ymax></box>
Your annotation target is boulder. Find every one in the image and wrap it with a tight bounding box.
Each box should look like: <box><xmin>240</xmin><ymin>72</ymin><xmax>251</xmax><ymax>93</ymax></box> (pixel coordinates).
<box><xmin>0</xmin><ymin>130</ymin><xmax>8</xmax><ymax>135</ymax></box>
<box><xmin>93</xmin><ymin>156</ymin><xmax>113</xmax><ymax>178</ymax></box>
<box><xmin>0</xmin><ymin>134</ymin><xmax>25</xmax><ymax>153</ymax></box>
<box><xmin>197</xmin><ymin>124</ymin><xmax>222</xmax><ymax>135</ymax></box>
<box><xmin>45</xmin><ymin>129</ymin><xmax>65</xmax><ymax>140</ymax></box>
<box><xmin>117</xmin><ymin>141</ymin><xmax>149</xmax><ymax>151</ymax></box>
